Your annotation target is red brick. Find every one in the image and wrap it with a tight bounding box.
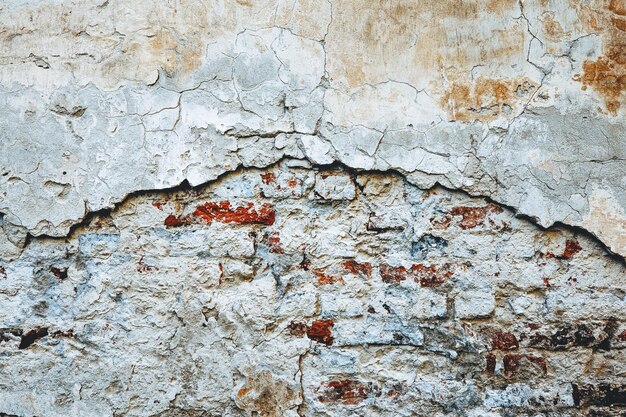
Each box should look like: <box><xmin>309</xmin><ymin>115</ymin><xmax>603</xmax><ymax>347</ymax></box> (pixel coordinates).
<box><xmin>317</xmin><ymin>380</ymin><xmax>378</xmax><ymax>405</ymax></box>
<box><xmin>380</xmin><ymin>263</ymin><xmax>452</xmax><ymax>286</ymax></box>
<box><xmin>503</xmin><ymin>353</ymin><xmax>547</xmax><ymax>378</ymax></box>
<box><xmin>562</xmin><ymin>239</ymin><xmax>583</xmax><ymax>259</ymax></box>
<box><xmin>316</xmin><ymin>271</ymin><xmax>345</xmax><ymax>285</ymax></box>
<box><xmin>542</xmin><ymin>239</ymin><xmax>583</xmax><ymax>260</ymax></box>
<box><xmin>260</xmin><ymin>172</ymin><xmax>276</xmax><ymax>185</ymax></box>
<box><xmin>265</xmin><ymin>231</ymin><xmax>284</xmax><ymax>254</ymax></box>
<box><xmin>193</xmin><ymin>201</ymin><xmax>275</xmax><ymax>225</ymax></box>
<box><xmin>449</xmin><ymin>204</ymin><xmax>503</xmax><ymax>229</ymax></box>
<box><xmin>492</xmin><ymin>330</ymin><xmax>519</xmax><ymax>350</ymax></box>
<box><xmin>485</xmin><ymin>353</ymin><xmax>497</xmax><ymax>374</ymax></box>
<box><xmin>342</xmin><ymin>259</ymin><xmax>373</xmax><ymax>277</ymax></box>
<box><xmin>164</xmin><ymin>214</ymin><xmax>186</xmax><ymax>227</ymax></box>
<box><xmin>307</xmin><ymin>319</ymin><xmax>334</xmax><ymax>346</ymax></box>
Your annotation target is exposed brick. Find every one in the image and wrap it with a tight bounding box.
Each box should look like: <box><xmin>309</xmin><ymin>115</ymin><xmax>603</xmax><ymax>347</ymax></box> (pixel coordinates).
<box><xmin>542</xmin><ymin>239</ymin><xmax>583</xmax><ymax>260</ymax></box>
<box><xmin>379</xmin><ymin>264</ymin><xmax>409</xmax><ymax>284</ymax></box>
<box><xmin>380</xmin><ymin>263</ymin><xmax>452</xmax><ymax>286</ymax></box>
<box><xmin>317</xmin><ymin>380</ymin><xmax>379</xmax><ymax>405</ymax></box>
<box><xmin>562</xmin><ymin>239</ymin><xmax>583</xmax><ymax>259</ymax></box>
<box><xmin>315</xmin><ymin>270</ymin><xmax>345</xmax><ymax>285</ymax></box>
<box><xmin>414</xmin><ymin>264</ymin><xmax>453</xmax><ymax>287</ymax></box>
<box><xmin>152</xmin><ymin>200</ymin><xmax>165</xmax><ymax>210</ymax></box>
<box><xmin>164</xmin><ymin>214</ymin><xmax>186</xmax><ymax>228</ymax></box>
<box><xmin>260</xmin><ymin>172</ymin><xmax>276</xmax><ymax>185</ymax></box>
<box><xmin>524</xmin><ymin>323</ymin><xmax>606</xmax><ymax>350</ymax></box>
<box><xmin>342</xmin><ymin>259</ymin><xmax>373</xmax><ymax>277</ymax></box>
<box><xmin>287</xmin><ymin>321</ymin><xmax>308</xmax><ymax>337</ymax></box>
<box><xmin>485</xmin><ymin>353</ymin><xmax>497</xmax><ymax>374</ymax></box>
<box><xmin>502</xmin><ymin>353</ymin><xmax>547</xmax><ymax>378</ymax></box>
<box><xmin>307</xmin><ymin>319</ymin><xmax>334</xmax><ymax>346</ymax></box>
<box><xmin>491</xmin><ymin>330</ymin><xmax>519</xmax><ymax>350</ymax></box>
<box><xmin>193</xmin><ymin>202</ymin><xmax>275</xmax><ymax>225</ymax></box>
<box><xmin>264</xmin><ymin>231</ymin><xmax>284</xmax><ymax>254</ymax></box>
<box><xmin>449</xmin><ymin>204</ymin><xmax>503</xmax><ymax>229</ymax></box>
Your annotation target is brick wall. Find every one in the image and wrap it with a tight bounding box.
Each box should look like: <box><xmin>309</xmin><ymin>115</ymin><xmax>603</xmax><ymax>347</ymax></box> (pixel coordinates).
<box><xmin>1</xmin><ymin>162</ymin><xmax>623</xmax><ymax>416</ymax></box>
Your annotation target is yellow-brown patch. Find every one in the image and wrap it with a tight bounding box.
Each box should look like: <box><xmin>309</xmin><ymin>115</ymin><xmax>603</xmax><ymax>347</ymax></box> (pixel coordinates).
<box><xmin>440</xmin><ymin>77</ymin><xmax>538</xmax><ymax>122</ymax></box>
<box><xmin>573</xmin><ymin>0</ymin><xmax>626</xmax><ymax>114</ymax></box>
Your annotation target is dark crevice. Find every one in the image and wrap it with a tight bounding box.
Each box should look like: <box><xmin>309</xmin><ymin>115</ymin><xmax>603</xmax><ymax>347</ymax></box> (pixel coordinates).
<box><xmin>5</xmin><ymin>158</ymin><xmax>625</xmax><ymax>265</ymax></box>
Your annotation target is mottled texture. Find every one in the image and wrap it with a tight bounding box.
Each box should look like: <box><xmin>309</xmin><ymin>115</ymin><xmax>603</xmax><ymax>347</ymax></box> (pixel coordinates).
<box><xmin>1</xmin><ymin>163</ymin><xmax>625</xmax><ymax>416</ymax></box>
<box><xmin>0</xmin><ymin>0</ymin><xmax>625</xmax><ymax>416</ymax></box>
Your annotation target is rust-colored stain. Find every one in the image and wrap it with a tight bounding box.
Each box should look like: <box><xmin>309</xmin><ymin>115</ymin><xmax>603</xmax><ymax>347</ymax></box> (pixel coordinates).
<box><xmin>440</xmin><ymin>78</ymin><xmax>538</xmax><ymax>122</ymax></box>
<box><xmin>237</xmin><ymin>387</ymin><xmax>252</xmax><ymax>398</ymax></box>
<box><xmin>579</xmin><ymin>57</ymin><xmax>626</xmax><ymax>114</ymax></box>
<box><xmin>574</xmin><ymin>0</ymin><xmax>626</xmax><ymax>114</ymax></box>
<box><xmin>146</xmin><ymin>25</ymin><xmax>203</xmax><ymax>78</ymax></box>
<box><xmin>193</xmin><ymin>201</ymin><xmax>276</xmax><ymax>226</ymax></box>
<box><xmin>326</xmin><ymin>0</ymin><xmax>527</xmax><ymax>121</ymax></box>
<box><xmin>329</xmin><ymin>0</ymin><xmax>523</xmax><ymax>86</ymax></box>
<box><xmin>0</xmin><ymin>266</ymin><xmax>6</xmax><ymax>278</ymax></box>
<box><xmin>234</xmin><ymin>370</ymin><xmax>299</xmax><ymax>417</ymax></box>
<box><xmin>541</xmin><ymin>12</ymin><xmax>567</xmax><ymax>39</ymax></box>
<box><xmin>315</xmin><ymin>270</ymin><xmax>345</xmax><ymax>285</ymax></box>
<box><xmin>609</xmin><ymin>0</ymin><xmax>626</xmax><ymax>15</ymax></box>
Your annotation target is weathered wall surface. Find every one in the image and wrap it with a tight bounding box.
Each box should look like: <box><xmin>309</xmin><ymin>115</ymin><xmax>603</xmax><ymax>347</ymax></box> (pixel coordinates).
<box><xmin>0</xmin><ymin>0</ymin><xmax>625</xmax><ymax>416</ymax></box>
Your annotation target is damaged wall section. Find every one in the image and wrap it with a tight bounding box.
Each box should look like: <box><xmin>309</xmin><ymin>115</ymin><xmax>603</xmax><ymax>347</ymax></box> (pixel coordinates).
<box><xmin>0</xmin><ymin>162</ymin><xmax>624</xmax><ymax>416</ymax></box>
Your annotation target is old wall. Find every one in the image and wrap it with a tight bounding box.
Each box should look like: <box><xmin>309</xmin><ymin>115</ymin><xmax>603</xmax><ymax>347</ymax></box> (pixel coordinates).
<box><xmin>0</xmin><ymin>0</ymin><xmax>625</xmax><ymax>416</ymax></box>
